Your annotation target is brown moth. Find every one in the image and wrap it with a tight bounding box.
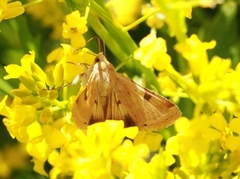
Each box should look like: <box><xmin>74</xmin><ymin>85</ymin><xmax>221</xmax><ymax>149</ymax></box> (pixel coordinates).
<box><xmin>72</xmin><ymin>53</ymin><xmax>182</xmax><ymax>130</ymax></box>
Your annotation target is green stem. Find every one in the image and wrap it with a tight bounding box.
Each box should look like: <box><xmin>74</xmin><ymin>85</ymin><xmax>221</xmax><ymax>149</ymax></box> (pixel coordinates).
<box><xmin>124</xmin><ymin>8</ymin><xmax>161</xmax><ymax>31</ymax></box>
<box><xmin>22</xmin><ymin>0</ymin><xmax>45</xmax><ymax>8</ymax></box>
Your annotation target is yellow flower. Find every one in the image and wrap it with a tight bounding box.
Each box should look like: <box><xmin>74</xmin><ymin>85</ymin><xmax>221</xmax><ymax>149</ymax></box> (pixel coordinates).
<box><xmin>113</xmin><ymin>139</ymin><xmax>149</xmax><ymax>174</ymax></box>
<box><xmin>209</xmin><ymin>113</ymin><xmax>240</xmax><ymax>152</ymax></box>
<box><xmin>46</xmin><ymin>44</ymin><xmax>95</xmax><ymax>85</ymax></box>
<box><xmin>148</xmin><ymin>149</ymin><xmax>175</xmax><ymax>178</ymax></box>
<box><xmin>3</xmin><ymin>51</ymin><xmax>63</xmax><ymax>103</ymax></box>
<box><xmin>32</xmin><ymin>158</ymin><xmax>48</xmax><ymax>177</ymax></box>
<box><xmin>48</xmin><ymin>120</ymin><xmax>177</xmax><ymax>178</ymax></box>
<box><xmin>134</xmin><ymin>131</ymin><xmax>163</xmax><ymax>151</ymax></box>
<box><xmin>1</xmin><ymin>47</ymin><xmax>75</xmax><ymax>176</ymax></box>
<box><xmin>61</xmin><ymin>45</ymin><xmax>95</xmax><ymax>83</ymax></box>
<box><xmin>106</xmin><ymin>0</ymin><xmax>142</xmax><ymax>26</ymax></box>
<box><xmin>47</xmin><ymin>120</ymin><xmax>143</xmax><ymax>178</ymax></box>
<box><xmin>174</xmin><ymin>34</ymin><xmax>216</xmax><ymax>76</ymax></box>
<box><xmin>0</xmin><ymin>96</ymin><xmax>43</xmax><ymax>143</ymax></box>
<box><xmin>0</xmin><ymin>0</ymin><xmax>24</xmax><ymax>22</ymax></box>
<box><xmin>158</xmin><ymin>71</ymin><xmax>184</xmax><ymax>102</ymax></box>
<box><xmin>141</xmin><ymin>3</ymin><xmax>165</xmax><ymax>29</ymax></box>
<box><xmin>62</xmin><ymin>10</ymin><xmax>88</xmax><ymax>48</ymax></box>
<box><xmin>200</xmin><ymin>0</ymin><xmax>224</xmax><ymax>8</ymax></box>
<box><xmin>26</xmin><ymin>125</ymin><xmax>67</xmax><ymax>175</ymax></box>
<box><xmin>126</xmin><ymin>158</ymin><xmax>151</xmax><ymax>179</ymax></box>
<box><xmin>4</xmin><ymin>51</ymin><xmax>35</xmax><ymax>80</ymax></box>
<box><xmin>166</xmin><ymin>114</ymin><xmax>240</xmax><ymax>178</ymax></box>
<box><xmin>142</xmin><ymin>0</ymin><xmax>192</xmax><ymax>40</ymax></box>
<box><xmin>197</xmin><ymin>56</ymin><xmax>240</xmax><ymax>114</ymax></box>
<box><xmin>26</xmin><ymin>137</ymin><xmax>53</xmax><ymax>162</ymax></box>
<box><xmin>134</xmin><ymin>29</ymin><xmax>171</xmax><ymax>71</ymax></box>
<box><xmin>169</xmin><ymin>35</ymin><xmax>240</xmax><ymax>116</ymax></box>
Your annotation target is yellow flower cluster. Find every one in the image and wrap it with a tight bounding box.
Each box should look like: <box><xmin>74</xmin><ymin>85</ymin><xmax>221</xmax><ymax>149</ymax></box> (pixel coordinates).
<box><xmin>47</xmin><ymin>121</ymin><xmax>173</xmax><ymax>179</ymax></box>
<box><xmin>131</xmin><ymin>12</ymin><xmax>240</xmax><ymax>177</ymax></box>
<box><xmin>134</xmin><ymin>29</ymin><xmax>171</xmax><ymax>71</ymax></box>
<box><xmin>166</xmin><ymin>113</ymin><xmax>240</xmax><ymax>178</ymax></box>
<box><xmin>0</xmin><ymin>11</ymin><xmax>95</xmax><ymax>176</ymax></box>
<box><xmin>62</xmin><ymin>10</ymin><xmax>88</xmax><ymax>48</ymax></box>
<box><xmin>141</xmin><ymin>0</ymin><xmax>192</xmax><ymax>40</ymax></box>
<box><xmin>0</xmin><ymin>0</ymin><xmax>24</xmax><ymax>22</ymax></box>
<box><xmin>172</xmin><ymin>34</ymin><xmax>240</xmax><ymax>116</ymax></box>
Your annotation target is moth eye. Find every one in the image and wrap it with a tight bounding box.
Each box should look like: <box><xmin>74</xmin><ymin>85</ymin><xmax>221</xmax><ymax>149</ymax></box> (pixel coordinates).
<box><xmin>95</xmin><ymin>57</ymin><xmax>100</xmax><ymax>63</ymax></box>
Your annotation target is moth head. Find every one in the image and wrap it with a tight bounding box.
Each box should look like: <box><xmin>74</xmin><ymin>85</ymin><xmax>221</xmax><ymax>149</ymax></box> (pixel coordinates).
<box><xmin>91</xmin><ymin>52</ymin><xmax>115</xmax><ymax>72</ymax></box>
<box><xmin>94</xmin><ymin>52</ymin><xmax>107</xmax><ymax>64</ymax></box>
<box><xmin>94</xmin><ymin>56</ymin><xmax>101</xmax><ymax>63</ymax></box>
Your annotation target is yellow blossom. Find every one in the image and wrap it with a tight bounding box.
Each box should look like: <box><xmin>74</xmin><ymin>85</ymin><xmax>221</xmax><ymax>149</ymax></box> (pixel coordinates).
<box><xmin>200</xmin><ymin>0</ymin><xmax>225</xmax><ymax>8</ymax></box>
<box><xmin>26</xmin><ymin>138</ymin><xmax>53</xmax><ymax>162</ymax></box>
<box><xmin>0</xmin><ymin>0</ymin><xmax>25</xmax><ymax>22</ymax></box>
<box><xmin>107</xmin><ymin>0</ymin><xmax>142</xmax><ymax>26</ymax></box>
<box><xmin>1</xmin><ymin>47</ymin><xmax>75</xmax><ymax>176</ymax></box>
<box><xmin>46</xmin><ymin>44</ymin><xmax>95</xmax><ymax>84</ymax></box>
<box><xmin>46</xmin><ymin>128</ymin><xmax>67</xmax><ymax>148</ymax></box>
<box><xmin>126</xmin><ymin>159</ymin><xmax>151</xmax><ymax>179</ymax></box>
<box><xmin>4</xmin><ymin>51</ymin><xmax>35</xmax><ymax>80</ymax></box>
<box><xmin>209</xmin><ymin>113</ymin><xmax>240</xmax><ymax>152</ymax></box>
<box><xmin>158</xmin><ymin>71</ymin><xmax>178</xmax><ymax>93</ymax></box>
<box><xmin>134</xmin><ymin>131</ymin><xmax>163</xmax><ymax>151</ymax></box>
<box><xmin>142</xmin><ymin>0</ymin><xmax>192</xmax><ymax>40</ymax></box>
<box><xmin>174</xmin><ymin>34</ymin><xmax>216</xmax><ymax>76</ymax></box>
<box><xmin>32</xmin><ymin>158</ymin><xmax>48</xmax><ymax>177</ymax></box>
<box><xmin>62</xmin><ymin>45</ymin><xmax>95</xmax><ymax>83</ymax></box>
<box><xmin>157</xmin><ymin>71</ymin><xmax>184</xmax><ymax>102</ymax></box>
<box><xmin>47</xmin><ymin>120</ymin><xmax>153</xmax><ymax>179</ymax></box>
<box><xmin>166</xmin><ymin>114</ymin><xmax>240</xmax><ymax>178</ymax></box>
<box><xmin>0</xmin><ymin>96</ymin><xmax>43</xmax><ymax>142</ymax></box>
<box><xmin>134</xmin><ymin>29</ymin><xmax>171</xmax><ymax>71</ymax></box>
<box><xmin>148</xmin><ymin>149</ymin><xmax>175</xmax><ymax>178</ymax></box>
<box><xmin>3</xmin><ymin>51</ymin><xmax>63</xmax><ymax>103</ymax></box>
<box><xmin>62</xmin><ymin>10</ymin><xmax>88</xmax><ymax>48</ymax></box>
<box><xmin>141</xmin><ymin>3</ymin><xmax>165</xmax><ymax>29</ymax></box>
<box><xmin>198</xmin><ymin>56</ymin><xmax>239</xmax><ymax>113</ymax></box>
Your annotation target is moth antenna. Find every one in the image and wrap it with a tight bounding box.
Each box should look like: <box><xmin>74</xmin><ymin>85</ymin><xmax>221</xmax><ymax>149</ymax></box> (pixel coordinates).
<box><xmin>93</xmin><ymin>14</ymin><xmax>106</xmax><ymax>55</ymax></box>
<box><xmin>86</xmin><ymin>37</ymin><xmax>102</xmax><ymax>53</ymax></box>
<box><xmin>53</xmin><ymin>65</ymin><xmax>88</xmax><ymax>90</ymax></box>
<box><xmin>99</xmin><ymin>25</ymin><xmax>106</xmax><ymax>55</ymax></box>
<box><xmin>66</xmin><ymin>61</ymin><xmax>90</xmax><ymax>68</ymax></box>
<box><xmin>103</xmin><ymin>38</ymin><xmax>106</xmax><ymax>56</ymax></box>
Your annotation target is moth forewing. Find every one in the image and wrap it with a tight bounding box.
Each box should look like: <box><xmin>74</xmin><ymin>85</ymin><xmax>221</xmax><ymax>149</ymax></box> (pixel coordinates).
<box><xmin>113</xmin><ymin>73</ymin><xmax>181</xmax><ymax>130</ymax></box>
<box><xmin>72</xmin><ymin>52</ymin><xmax>182</xmax><ymax>130</ymax></box>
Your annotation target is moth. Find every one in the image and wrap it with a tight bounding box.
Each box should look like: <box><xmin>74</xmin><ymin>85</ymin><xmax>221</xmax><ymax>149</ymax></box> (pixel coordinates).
<box><xmin>72</xmin><ymin>53</ymin><xmax>182</xmax><ymax>130</ymax></box>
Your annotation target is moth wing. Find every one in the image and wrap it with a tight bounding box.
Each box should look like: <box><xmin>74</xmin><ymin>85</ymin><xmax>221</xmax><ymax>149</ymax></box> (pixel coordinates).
<box><xmin>105</xmin><ymin>89</ymin><xmax>137</xmax><ymax>127</ymax></box>
<box><xmin>113</xmin><ymin>73</ymin><xmax>182</xmax><ymax>130</ymax></box>
<box><xmin>72</xmin><ymin>77</ymin><xmax>105</xmax><ymax>129</ymax></box>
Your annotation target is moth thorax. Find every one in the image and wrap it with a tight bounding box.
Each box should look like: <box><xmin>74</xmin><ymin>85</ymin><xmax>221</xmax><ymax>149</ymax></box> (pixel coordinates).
<box><xmin>97</xmin><ymin>72</ymin><xmax>112</xmax><ymax>97</ymax></box>
<box><xmin>96</xmin><ymin>64</ymin><xmax>113</xmax><ymax>106</ymax></box>
<box><xmin>97</xmin><ymin>79</ymin><xmax>112</xmax><ymax>107</ymax></box>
